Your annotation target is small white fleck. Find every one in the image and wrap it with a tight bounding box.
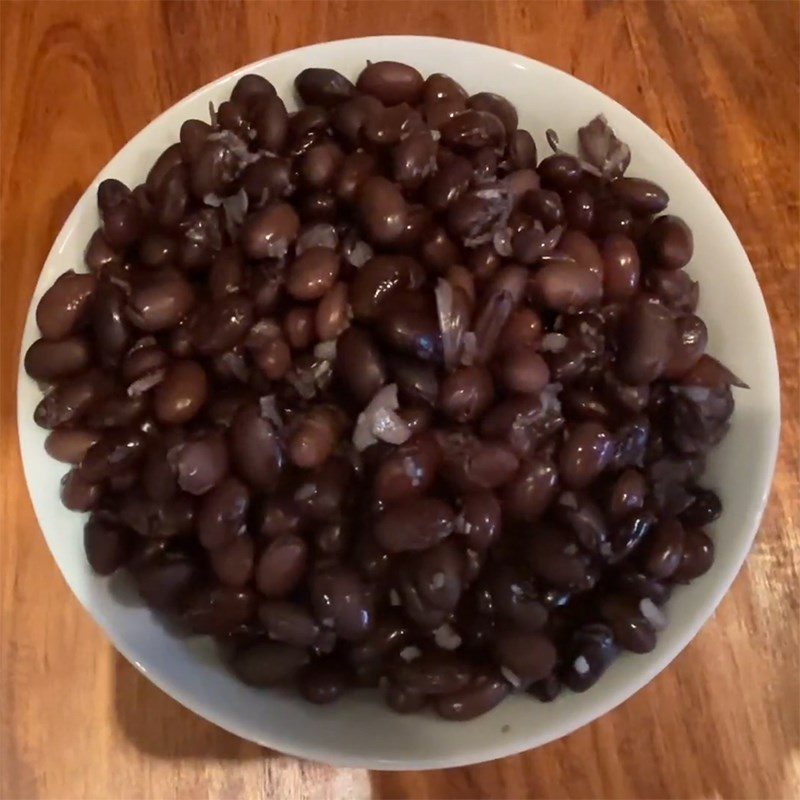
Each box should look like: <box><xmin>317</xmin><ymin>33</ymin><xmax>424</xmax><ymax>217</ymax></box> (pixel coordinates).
<box><xmin>559</xmin><ymin>491</ymin><xmax>578</xmax><ymax>510</ymax></box>
<box><xmin>389</xmin><ymin>588</ymin><xmax>402</xmax><ymax>607</ymax></box>
<box><xmin>500</xmin><ymin>666</ymin><xmax>522</xmax><ymax>690</ymax></box>
<box><xmin>399</xmin><ymin>646</ymin><xmax>421</xmax><ymax>662</ymax></box>
<box><xmin>640</xmin><ymin>597</ymin><xmax>668</xmax><ymax>630</ymax></box>
<box><xmin>320</xmin><ymin>617</ymin><xmax>335</xmax><ymax>629</ymax></box>
<box><xmin>431</xmin><ymin>572</ymin><xmax>446</xmax><ymax>590</ymax></box>
<box><xmin>433</xmin><ymin>624</ymin><xmax>462</xmax><ymax>651</ymax></box>
<box><xmin>510</xmin><ymin>583</ymin><xmax>524</xmax><ymax>598</ymax></box>
<box><xmin>574</xmin><ymin>655</ymin><xmax>590</xmax><ymax>675</ymax></box>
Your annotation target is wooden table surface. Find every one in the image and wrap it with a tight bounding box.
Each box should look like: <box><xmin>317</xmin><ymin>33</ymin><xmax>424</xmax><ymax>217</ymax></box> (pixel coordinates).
<box><xmin>1</xmin><ymin>2</ymin><xmax>798</xmax><ymax>798</ymax></box>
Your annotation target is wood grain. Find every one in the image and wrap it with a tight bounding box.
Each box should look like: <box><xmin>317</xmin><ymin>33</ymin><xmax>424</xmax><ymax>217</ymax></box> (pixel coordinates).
<box><xmin>1</xmin><ymin>2</ymin><xmax>798</xmax><ymax>798</ymax></box>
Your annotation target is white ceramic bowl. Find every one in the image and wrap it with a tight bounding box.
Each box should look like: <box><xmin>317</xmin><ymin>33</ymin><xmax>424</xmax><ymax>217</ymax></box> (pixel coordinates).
<box><xmin>17</xmin><ymin>36</ymin><xmax>780</xmax><ymax>769</ymax></box>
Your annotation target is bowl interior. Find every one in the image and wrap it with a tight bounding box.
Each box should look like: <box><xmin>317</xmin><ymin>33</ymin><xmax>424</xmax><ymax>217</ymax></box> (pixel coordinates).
<box><xmin>17</xmin><ymin>36</ymin><xmax>780</xmax><ymax>769</ymax></box>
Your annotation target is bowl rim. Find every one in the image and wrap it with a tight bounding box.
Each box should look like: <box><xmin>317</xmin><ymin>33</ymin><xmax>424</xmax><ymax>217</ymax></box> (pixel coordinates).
<box><xmin>16</xmin><ymin>34</ymin><xmax>781</xmax><ymax>770</ymax></box>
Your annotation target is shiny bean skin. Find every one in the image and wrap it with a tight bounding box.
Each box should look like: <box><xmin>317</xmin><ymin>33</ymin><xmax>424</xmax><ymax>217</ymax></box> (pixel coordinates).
<box><xmin>295</xmin><ymin>67</ymin><xmax>355</xmax><ymax>106</ymax></box>
<box><xmin>438</xmin><ymin>366</ymin><xmax>494</xmax><ymax>423</ymax></box>
<box><xmin>24</xmin><ymin>336</ymin><xmax>92</xmax><ymax>381</ymax></box>
<box><xmin>357</xmin><ymin>177</ymin><xmax>408</xmax><ymax>246</ymax></box>
<box><xmin>168</xmin><ymin>433</ymin><xmax>228</xmax><ymax>495</ymax></box>
<box><xmin>441</xmin><ymin>110</ymin><xmax>506</xmax><ymax>151</ymax></box>
<box><xmin>182</xmin><ymin>587</ymin><xmax>257</xmax><ymax>635</ymax></box>
<box><xmin>665</xmin><ymin>314</ymin><xmax>708</xmax><ymax>379</ymax></box>
<box><xmin>502</xmin><ymin>458</ymin><xmax>559</xmax><ymax>521</ymax></box>
<box><xmin>335</xmin><ymin>326</ymin><xmax>387</xmax><ymax>403</ymax></box>
<box><xmin>557</xmin><ymin>229</ymin><xmax>604</xmax><ymax>276</ymax></box>
<box><xmin>288</xmin><ymin>406</ymin><xmax>344</xmax><ymax>468</ymax></box>
<box><xmin>497</xmin><ymin>308</ymin><xmax>543</xmax><ymax>353</ymax></box>
<box><xmin>286</xmin><ymin>247</ymin><xmax>340</xmax><ymax>301</ymax></box>
<box><xmin>45</xmin><ymin>428</ymin><xmax>100</xmax><ymax>465</ymax></box>
<box><xmin>126</xmin><ymin>272</ymin><xmax>194</xmax><ymax>332</ymax></box>
<box><xmin>390</xmin><ymin>651</ymin><xmax>472</xmax><ymax>695</ymax></box>
<box><xmin>84</xmin><ymin>515</ymin><xmax>132</xmax><ymax>575</ymax></box>
<box><xmin>526</xmin><ymin>527</ymin><xmax>598</xmax><ymax>591</ymax></box>
<box><xmin>256</xmin><ymin>534</ymin><xmax>308</xmax><ymax>598</ymax></box>
<box><xmin>424</xmin><ymin>73</ymin><xmax>468</xmax><ymax>104</ymax></box>
<box><xmin>377</xmin><ymin>289</ymin><xmax>442</xmax><ymax>362</ymax></box>
<box><xmin>374</xmin><ymin>497</ymin><xmax>455</xmax><ymax>553</ymax></box>
<box><xmin>315</xmin><ymin>282</ymin><xmax>351</xmax><ymax>341</ymax></box>
<box><xmin>647</xmin><ymin>215</ymin><xmax>694</xmax><ymax>270</ymax></box>
<box><xmin>672</xmin><ymin>527</ymin><xmax>714</xmax><ymax>582</ymax></box>
<box><xmin>196</xmin><ymin>477</ymin><xmax>249</xmax><ymax>549</ymax></box>
<box><xmin>33</xmin><ymin>371</ymin><xmax>108</xmax><ymax>429</ymax></box>
<box><xmin>530</xmin><ymin>260</ymin><xmax>602</xmax><ymax>312</ymax></box>
<box><xmin>36</xmin><ymin>270</ymin><xmax>97</xmax><ymax>340</ymax></box>
<box><xmin>599</xmin><ymin>595</ymin><xmax>657</xmax><ymax>653</ymax></box>
<box><xmin>229</xmin><ymin>403</ymin><xmax>283</xmax><ymax>490</ymax></box>
<box><xmin>241</xmin><ymin>203</ymin><xmax>300</xmax><ymax>259</ymax></box>
<box><xmin>424</xmin><ymin>156</ymin><xmax>472</xmax><ymax>212</ymax></box>
<box><xmin>356</xmin><ymin>61</ymin><xmax>424</xmax><ymax>106</ymax></box>
<box><xmin>374</xmin><ymin>432</ymin><xmax>442</xmax><ymax>504</ymax></box>
<box><xmin>191</xmin><ymin>294</ymin><xmax>254</xmax><ymax>356</ymax></box>
<box><xmin>153</xmin><ymin>360</ymin><xmax>208</xmax><ymax>424</ymax></box>
<box><xmin>441</xmin><ymin>435</ymin><xmax>521</xmax><ymax>492</ymax></box>
<box><xmin>231</xmin><ymin>73</ymin><xmax>276</xmax><ymax>109</ymax></box>
<box><xmin>259</xmin><ymin>601</ymin><xmax>320</xmax><ymax>647</ymax></box>
<box><xmin>435</xmin><ymin>669</ymin><xmax>509</xmax><ymax>721</ymax></box>
<box><xmin>617</xmin><ymin>298</ymin><xmax>676</xmax><ymax>385</ymax></box>
<box><xmin>393</xmin><ymin>131</ymin><xmax>438</xmax><ymax>189</ymax></box>
<box><xmin>602</xmin><ymin>234</ymin><xmax>640</xmax><ymax>301</ymax></box>
<box><xmin>458</xmin><ymin>490</ymin><xmax>502</xmax><ymax>550</ymax></box>
<box><xmin>559</xmin><ymin>422</ymin><xmax>614</xmax><ymax>489</ymax></box>
<box><xmin>331</xmin><ymin>95</ymin><xmax>384</xmax><ymax>146</ymax></box>
<box><xmin>468</xmin><ymin>92</ymin><xmax>518</xmax><ymax>135</ymax></box>
<box><xmin>495</xmin><ymin>632</ymin><xmax>557</xmax><ymax>684</ymax></box>
<box><xmin>608</xmin><ymin>468</ymin><xmax>647</xmax><ymax>520</ymax></box>
<box><xmin>498</xmin><ymin>348</ymin><xmax>550</xmax><ymax>394</ymax></box>
<box><xmin>60</xmin><ymin>470</ymin><xmax>102</xmax><ymax>512</ymax></box>
<box><xmin>561</xmin><ymin>624</ymin><xmax>618</xmax><ymax>692</ymax></box>
<box><xmin>79</xmin><ymin>429</ymin><xmax>146</xmax><ymax>481</ymax></box>
<box><xmin>610</xmin><ymin>177</ymin><xmax>669</xmax><ymax>215</ymax></box>
<box><xmin>508</xmin><ymin>129</ymin><xmax>537</xmax><ymax>169</ymax></box>
<box><xmin>311</xmin><ymin>567</ymin><xmax>373</xmax><ymax>641</ymax></box>
<box><xmin>538</xmin><ymin>154</ymin><xmax>582</xmax><ymax>190</ymax></box>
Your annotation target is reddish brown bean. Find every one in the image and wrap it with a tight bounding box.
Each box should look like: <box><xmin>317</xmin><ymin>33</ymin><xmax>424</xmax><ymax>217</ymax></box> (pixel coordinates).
<box><xmin>374</xmin><ymin>497</ymin><xmax>455</xmax><ymax>553</ymax></box>
<box><xmin>256</xmin><ymin>534</ymin><xmax>308</xmax><ymax>598</ymax></box>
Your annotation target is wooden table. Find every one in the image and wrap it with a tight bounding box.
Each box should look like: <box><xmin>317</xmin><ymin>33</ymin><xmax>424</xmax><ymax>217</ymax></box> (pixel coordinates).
<box><xmin>1</xmin><ymin>2</ymin><xmax>798</xmax><ymax>797</ymax></box>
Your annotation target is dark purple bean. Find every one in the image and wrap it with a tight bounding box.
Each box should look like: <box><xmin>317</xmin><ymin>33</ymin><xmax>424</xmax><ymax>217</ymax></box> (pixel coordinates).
<box><xmin>468</xmin><ymin>92</ymin><xmax>518</xmax><ymax>135</ymax></box>
<box><xmin>210</xmin><ymin>536</ymin><xmax>255</xmax><ymax>587</ymax></box>
<box><xmin>183</xmin><ymin>587</ymin><xmax>257</xmax><ymax>635</ymax></box>
<box><xmin>442</xmin><ymin>110</ymin><xmax>506</xmax><ymax>151</ymax></box>
<box><xmin>295</xmin><ymin>68</ymin><xmax>355</xmax><ymax>106</ymax></box>
<box><xmin>126</xmin><ymin>272</ymin><xmax>194</xmax><ymax>332</ymax></box>
<box><xmin>259</xmin><ymin>601</ymin><xmax>320</xmax><ymax>647</ymax></box>
<box><xmin>231</xmin><ymin>74</ymin><xmax>276</xmax><ymax>109</ymax></box>
<box><xmin>84</xmin><ymin>514</ymin><xmax>132</xmax><ymax>575</ymax></box>
<box><xmin>356</xmin><ymin>61</ymin><xmax>424</xmax><ymax>106</ymax></box>
<box><xmin>558</xmin><ymin>422</ymin><xmax>614</xmax><ymax>489</ymax></box>
<box><xmin>229</xmin><ymin>403</ymin><xmax>283</xmax><ymax>490</ymax></box>
<box><xmin>356</xmin><ymin>176</ymin><xmax>407</xmax><ymax>246</ymax></box>
<box><xmin>311</xmin><ymin>566</ymin><xmax>373</xmax><ymax>641</ymax></box>
<box><xmin>196</xmin><ymin>477</ymin><xmax>249</xmax><ymax>549</ymax></box>
<box><xmin>374</xmin><ymin>432</ymin><xmax>442</xmax><ymax>505</ymax></box>
<box><xmin>286</xmin><ymin>247</ymin><xmax>340</xmax><ymax>301</ymax></box>
<box><xmin>241</xmin><ymin>202</ymin><xmax>300</xmax><ymax>259</ymax></box>
<box><xmin>538</xmin><ymin>154</ymin><xmax>582</xmax><ymax>190</ymax></box>
<box><xmin>298</xmin><ymin>661</ymin><xmax>348</xmax><ymax>704</ymax></box>
<box><xmin>672</xmin><ymin>527</ymin><xmax>714</xmax><ymax>582</ymax></box>
<box><xmin>390</xmin><ymin>651</ymin><xmax>472</xmax><ymax>695</ymax></box>
<box><xmin>374</xmin><ymin>497</ymin><xmax>455</xmax><ymax>553</ymax></box>
<box><xmin>617</xmin><ymin>297</ymin><xmax>676</xmax><ymax>385</ymax></box>
<box><xmin>24</xmin><ymin>336</ymin><xmax>92</xmax><ymax>382</ymax></box>
<box><xmin>609</xmin><ymin>510</ymin><xmax>657</xmax><ymax>564</ymax></box>
<box><xmin>385</xmin><ymin>682</ymin><xmax>426</xmax><ymax>713</ymax></box>
<box><xmin>84</xmin><ymin>229</ymin><xmax>121</xmax><ymax>273</ymax></box>
<box><xmin>665</xmin><ymin>315</ymin><xmax>708</xmax><ymax>379</ymax></box>
<box><xmin>561</xmin><ymin>623</ymin><xmax>618</xmax><ymax>692</ymax></box>
<box><xmin>508</xmin><ymin>129</ymin><xmax>537</xmax><ymax>169</ymax></box>
<box><xmin>331</xmin><ymin>94</ymin><xmax>383</xmax><ymax>146</ymax></box>
<box><xmin>602</xmin><ymin>234</ymin><xmax>640</xmax><ymax>301</ymax></box>
<box><xmin>458</xmin><ymin>490</ymin><xmax>502</xmax><ymax>551</ymax></box>
<box><xmin>608</xmin><ymin>468</ymin><xmax>647</xmax><ymax>520</ymax></box>
<box><xmin>36</xmin><ymin>270</ymin><xmax>97</xmax><ymax>341</ymax></box>
<box><xmin>435</xmin><ymin>669</ymin><xmax>509</xmax><ymax>720</ymax></box>
<box><xmin>424</xmin><ymin>73</ymin><xmax>468</xmax><ymax>104</ymax></box>
<box><xmin>526</xmin><ymin>527</ymin><xmax>598</xmax><ymax>591</ymax></box>
<box><xmin>153</xmin><ymin>360</ymin><xmax>208</xmax><ymax>424</ymax></box>
<box><xmin>502</xmin><ymin>458</ymin><xmax>559</xmax><ymax>521</ymax></box>
<box><xmin>610</xmin><ymin>177</ymin><xmax>669</xmax><ymax>215</ymax></box>
<box><xmin>135</xmin><ymin>553</ymin><xmax>197</xmax><ymax>610</ymax></box>
<box><xmin>33</xmin><ymin>371</ymin><xmax>109</xmax><ymax>429</ymax></box>
<box><xmin>438</xmin><ymin>365</ymin><xmax>494</xmax><ymax>423</ymax></box>
<box><xmin>288</xmin><ymin>406</ymin><xmax>345</xmax><ymax>469</ymax></box>
<box><xmin>45</xmin><ymin>429</ymin><xmax>100</xmax><ymax>465</ymax></box>
<box><xmin>643</xmin><ymin>518</ymin><xmax>685</xmax><ymax>579</ymax></box>
<box><xmin>439</xmin><ymin>433</ymin><xmax>520</xmax><ymax>492</ymax></box>
<box><xmin>599</xmin><ymin>595</ymin><xmax>656</xmax><ymax>653</ymax></box>
<box><xmin>256</xmin><ymin>534</ymin><xmax>308</xmax><ymax>598</ymax></box>
<box><xmin>531</xmin><ymin>259</ymin><xmax>602</xmax><ymax>312</ymax></box>
<box><xmin>60</xmin><ymin>470</ymin><xmax>102</xmax><ymax>512</ymax></box>
<box><xmin>647</xmin><ymin>215</ymin><xmax>694</xmax><ymax>270</ymax></box>
<box><xmin>241</xmin><ymin>156</ymin><xmax>292</xmax><ymax>204</ymax></box>
<box><xmin>495</xmin><ymin>632</ymin><xmax>556</xmax><ymax>685</ymax></box>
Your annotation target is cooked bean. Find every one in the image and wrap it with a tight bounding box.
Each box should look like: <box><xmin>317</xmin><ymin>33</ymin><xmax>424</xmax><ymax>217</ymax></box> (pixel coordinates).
<box><xmin>288</xmin><ymin>405</ymin><xmax>344</xmax><ymax>468</ymax></box>
<box><xmin>45</xmin><ymin>428</ymin><xmax>100</xmax><ymax>465</ymax></box>
<box><xmin>286</xmin><ymin>247</ymin><xmax>340</xmax><ymax>301</ymax></box>
<box><xmin>311</xmin><ymin>566</ymin><xmax>373</xmax><ymax>641</ymax></box>
<box><xmin>442</xmin><ymin>110</ymin><xmax>506</xmax><ymax>150</ymax></box>
<box><xmin>84</xmin><ymin>514</ymin><xmax>132</xmax><ymax>575</ymax></box>
<box><xmin>60</xmin><ymin>470</ymin><xmax>102</xmax><ymax>512</ymax></box>
<box><xmin>647</xmin><ymin>215</ymin><xmax>694</xmax><ymax>270</ymax></box>
<box><xmin>374</xmin><ymin>432</ymin><xmax>442</xmax><ymax>504</ymax></box>
<box><xmin>502</xmin><ymin>458</ymin><xmax>559</xmax><ymax>521</ymax></box>
<box><xmin>210</xmin><ymin>536</ymin><xmax>255</xmax><ymax>587</ymax></box>
<box><xmin>495</xmin><ymin>632</ymin><xmax>556</xmax><ymax>685</ymax></box>
<box><xmin>259</xmin><ymin>600</ymin><xmax>319</xmax><ymax>647</ymax></box>
<box><xmin>315</xmin><ymin>281</ymin><xmax>350</xmax><ymax>340</ymax></box>
<box><xmin>672</xmin><ymin>527</ymin><xmax>714</xmax><ymax>582</ymax></box>
<box><xmin>241</xmin><ymin>202</ymin><xmax>300</xmax><ymax>259</ymax></box>
<box><xmin>357</xmin><ymin>176</ymin><xmax>407</xmax><ymax>245</ymax></box>
<box><xmin>617</xmin><ymin>297</ymin><xmax>676</xmax><ymax>385</ymax></box>
<box><xmin>356</xmin><ymin>61</ymin><xmax>424</xmax><ymax>106</ymax></box>
<box><xmin>374</xmin><ymin>497</ymin><xmax>455</xmax><ymax>553</ymax></box>
<box><xmin>335</xmin><ymin>326</ymin><xmax>387</xmax><ymax>402</ymax></box>
<box><xmin>538</xmin><ymin>154</ymin><xmax>582</xmax><ymax>189</ymax></box>
<box><xmin>196</xmin><ymin>477</ymin><xmax>249</xmax><ymax>549</ymax></box>
<box><xmin>390</xmin><ymin>651</ymin><xmax>471</xmax><ymax>695</ymax></box>
<box><xmin>153</xmin><ymin>360</ymin><xmax>208</xmax><ymax>424</ymax></box>
<box><xmin>559</xmin><ymin>422</ymin><xmax>614</xmax><ymax>489</ymax></box>
<box><xmin>36</xmin><ymin>271</ymin><xmax>97</xmax><ymax>340</ymax></box>
<box><xmin>24</xmin><ymin>336</ymin><xmax>91</xmax><ymax>381</ymax></box>
<box><xmin>229</xmin><ymin>403</ymin><xmax>283</xmax><ymax>490</ymax></box>
<box><xmin>531</xmin><ymin>259</ymin><xmax>602</xmax><ymax>311</ymax></box>
<box><xmin>298</xmin><ymin>660</ymin><xmax>348</xmax><ymax>704</ymax></box>
<box><xmin>438</xmin><ymin>365</ymin><xmax>494</xmax><ymax>423</ymax></box>
<box><xmin>295</xmin><ymin>67</ymin><xmax>355</xmax><ymax>106</ymax></box>
<box><xmin>608</xmin><ymin>468</ymin><xmax>647</xmax><ymax>520</ymax></box>
<box><xmin>183</xmin><ymin>587</ymin><xmax>257</xmax><ymax>635</ymax></box>
<box><xmin>611</xmin><ymin>177</ymin><xmax>669</xmax><ymax>214</ymax></box>
<box><xmin>526</xmin><ymin>527</ymin><xmax>597</xmax><ymax>591</ymax></box>
<box><xmin>435</xmin><ymin>669</ymin><xmax>509</xmax><ymax>720</ymax></box>
<box><xmin>602</xmin><ymin>233</ymin><xmax>640</xmax><ymax>301</ymax></box>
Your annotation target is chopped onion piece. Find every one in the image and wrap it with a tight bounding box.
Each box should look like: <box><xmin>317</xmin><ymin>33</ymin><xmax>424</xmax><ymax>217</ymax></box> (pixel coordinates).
<box><xmin>313</xmin><ymin>339</ymin><xmax>337</xmax><ymax>360</ymax></box>
<box><xmin>433</xmin><ymin>624</ymin><xmax>462</xmax><ymax>651</ymax></box>
<box><xmin>473</xmin><ymin>290</ymin><xmax>514</xmax><ymax>364</ymax></box>
<box><xmin>640</xmin><ymin>598</ymin><xmax>668</xmax><ymax>630</ymax></box>
<box><xmin>352</xmin><ymin>383</ymin><xmax>412</xmax><ymax>451</ymax></box>
<box><xmin>541</xmin><ymin>332</ymin><xmax>568</xmax><ymax>352</ymax></box>
<box><xmin>435</xmin><ymin>278</ymin><xmax>467</xmax><ymax>371</ymax></box>
<box><xmin>258</xmin><ymin>395</ymin><xmax>283</xmax><ymax>429</ymax></box>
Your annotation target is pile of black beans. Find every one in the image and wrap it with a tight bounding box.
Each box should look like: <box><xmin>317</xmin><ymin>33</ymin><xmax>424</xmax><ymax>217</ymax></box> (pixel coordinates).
<box><xmin>25</xmin><ymin>61</ymin><xmax>746</xmax><ymax>720</ymax></box>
